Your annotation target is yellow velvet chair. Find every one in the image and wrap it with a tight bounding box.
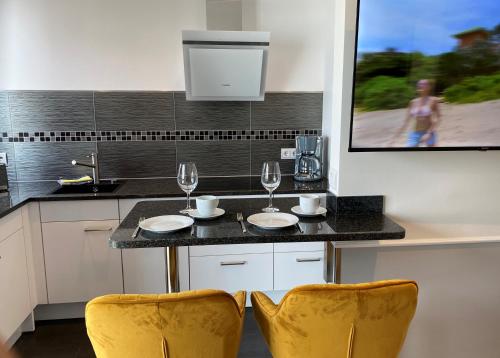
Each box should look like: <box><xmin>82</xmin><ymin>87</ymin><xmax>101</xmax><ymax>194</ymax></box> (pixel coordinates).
<box><xmin>85</xmin><ymin>289</ymin><xmax>246</xmax><ymax>358</ymax></box>
<box><xmin>251</xmin><ymin>280</ymin><xmax>418</xmax><ymax>358</ymax></box>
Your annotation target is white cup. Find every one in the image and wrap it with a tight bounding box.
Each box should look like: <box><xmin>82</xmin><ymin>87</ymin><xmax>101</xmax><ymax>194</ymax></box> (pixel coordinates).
<box><xmin>196</xmin><ymin>195</ymin><xmax>219</xmax><ymax>217</ymax></box>
<box><xmin>299</xmin><ymin>194</ymin><xmax>320</xmax><ymax>214</ymax></box>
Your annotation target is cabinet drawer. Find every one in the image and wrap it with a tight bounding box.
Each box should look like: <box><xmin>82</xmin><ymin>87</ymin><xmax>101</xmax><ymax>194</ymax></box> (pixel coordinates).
<box><xmin>190</xmin><ymin>253</ymin><xmax>273</xmax><ymax>292</ymax></box>
<box><xmin>274</xmin><ymin>251</ymin><xmax>325</xmax><ymax>291</ymax></box>
<box><xmin>40</xmin><ymin>200</ymin><xmax>119</xmax><ymax>222</ymax></box>
<box><xmin>0</xmin><ymin>231</ymin><xmax>31</xmax><ymax>339</ymax></box>
<box><xmin>274</xmin><ymin>242</ymin><xmax>324</xmax><ymax>253</ymax></box>
<box><xmin>0</xmin><ymin>209</ymin><xmax>22</xmax><ymax>244</ymax></box>
<box><xmin>42</xmin><ymin>220</ymin><xmax>122</xmax><ymax>303</ymax></box>
<box><xmin>190</xmin><ymin>244</ymin><xmax>273</xmax><ymax>257</ymax></box>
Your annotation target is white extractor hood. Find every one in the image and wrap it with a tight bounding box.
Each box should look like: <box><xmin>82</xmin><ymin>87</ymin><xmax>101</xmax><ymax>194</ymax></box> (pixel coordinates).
<box><xmin>182</xmin><ymin>30</ymin><xmax>270</xmax><ymax>101</ymax></box>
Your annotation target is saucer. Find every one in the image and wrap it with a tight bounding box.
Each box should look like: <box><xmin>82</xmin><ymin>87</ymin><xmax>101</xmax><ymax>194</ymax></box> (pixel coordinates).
<box><xmin>188</xmin><ymin>208</ymin><xmax>225</xmax><ymax>220</ymax></box>
<box><xmin>291</xmin><ymin>206</ymin><xmax>327</xmax><ymax>217</ymax></box>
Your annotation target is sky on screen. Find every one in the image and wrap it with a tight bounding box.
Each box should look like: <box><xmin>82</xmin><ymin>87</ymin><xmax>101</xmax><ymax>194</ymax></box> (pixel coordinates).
<box><xmin>358</xmin><ymin>0</ymin><xmax>499</xmax><ymax>55</ymax></box>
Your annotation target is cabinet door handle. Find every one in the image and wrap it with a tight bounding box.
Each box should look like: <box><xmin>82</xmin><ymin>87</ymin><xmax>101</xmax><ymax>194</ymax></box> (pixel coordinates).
<box><xmin>220</xmin><ymin>261</ymin><xmax>247</xmax><ymax>266</ymax></box>
<box><xmin>296</xmin><ymin>257</ymin><xmax>322</xmax><ymax>263</ymax></box>
<box><xmin>84</xmin><ymin>227</ymin><xmax>113</xmax><ymax>232</ymax></box>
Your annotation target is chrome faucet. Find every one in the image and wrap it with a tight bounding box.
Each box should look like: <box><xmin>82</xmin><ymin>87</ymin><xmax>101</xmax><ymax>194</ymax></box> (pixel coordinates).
<box><xmin>72</xmin><ymin>152</ymin><xmax>100</xmax><ymax>184</ymax></box>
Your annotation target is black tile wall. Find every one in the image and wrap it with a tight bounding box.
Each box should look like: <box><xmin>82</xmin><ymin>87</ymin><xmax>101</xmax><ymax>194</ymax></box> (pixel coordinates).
<box><xmin>14</xmin><ymin>142</ymin><xmax>97</xmax><ymax>181</ymax></box>
<box><xmin>98</xmin><ymin>141</ymin><xmax>177</xmax><ymax>179</ymax></box>
<box><xmin>6</xmin><ymin>182</ymin><xmax>20</xmax><ymax>204</ymax></box>
<box><xmin>95</xmin><ymin>92</ymin><xmax>175</xmax><ymax>131</ymax></box>
<box><xmin>251</xmin><ymin>139</ymin><xmax>296</xmax><ymax>175</ymax></box>
<box><xmin>251</xmin><ymin>92</ymin><xmax>323</xmax><ymax>130</ymax></box>
<box><xmin>14</xmin><ymin>181</ymin><xmax>59</xmax><ymax>201</ymax></box>
<box><xmin>327</xmin><ymin>193</ymin><xmax>384</xmax><ymax>214</ymax></box>
<box><xmin>174</xmin><ymin>92</ymin><xmax>250</xmax><ymax>130</ymax></box>
<box><xmin>0</xmin><ymin>91</ymin><xmax>323</xmax><ymax>181</ymax></box>
<box><xmin>0</xmin><ymin>92</ymin><xmax>10</xmax><ymax>133</ymax></box>
<box><xmin>8</xmin><ymin>91</ymin><xmax>95</xmax><ymax>132</ymax></box>
<box><xmin>0</xmin><ymin>142</ymin><xmax>16</xmax><ymax>181</ymax></box>
<box><xmin>177</xmin><ymin>141</ymin><xmax>251</xmax><ymax>177</ymax></box>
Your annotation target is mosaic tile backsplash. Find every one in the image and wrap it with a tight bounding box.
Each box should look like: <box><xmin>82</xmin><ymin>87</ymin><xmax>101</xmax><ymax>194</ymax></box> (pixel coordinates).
<box><xmin>0</xmin><ymin>91</ymin><xmax>323</xmax><ymax>181</ymax></box>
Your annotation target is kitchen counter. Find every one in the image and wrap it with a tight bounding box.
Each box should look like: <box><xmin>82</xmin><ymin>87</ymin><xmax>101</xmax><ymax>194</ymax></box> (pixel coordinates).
<box><xmin>110</xmin><ymin>197</ymin><xmax>404</xmax><ymax>248</ymax></box>
<box><xmin>0</xmin><ymin>176</ymin><xmax>329</xmax><ymax>219</ymax></box>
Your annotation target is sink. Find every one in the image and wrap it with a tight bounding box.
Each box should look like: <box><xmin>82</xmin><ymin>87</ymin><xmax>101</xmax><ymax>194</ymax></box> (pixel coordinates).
<box><xmin>51</xmin><ymin>182</ymin><xmax>121</xmax><ymax>195</ymax></box>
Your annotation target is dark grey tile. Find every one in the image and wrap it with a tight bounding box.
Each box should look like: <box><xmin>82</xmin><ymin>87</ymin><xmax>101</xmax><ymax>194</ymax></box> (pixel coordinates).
<box><xmin>174</xmin><ymin>92</ymin><xmax>250</xmax><ymax>130</ymax></box>
<box><xmin>251</xmin><ymin>140</ymin><xmax>295</xmax><ymax>175</ymax></box>
<box><xmin>98</xmin><ymin>141</ymin><xmax>176</xmax><ymax>179</ymax></box>
<box><xmin>14</xmin><ymin>142</ymin><xmax>97</xmax><ymax>181</ymax></box>
<box><xmin>176</xmin><ymin>141</ymin><xmax>250</xmax><ymax>177</ymax></box>
<box><xmin>0</xmin><ymin>92</ymin><xmax>11</xmax><ymax>133</ymax></box>
<box><xmin>6</xmin><ymin>182</ymin><xmax>20</xmax><ymax>204</ymax></box>
<box><xmin>0</xmin><ymin>142</ymin><xmax>17</xmax><ymax>181</ymax></box>
<box><xmin>8</xmin><ymin>91</ymin><xmax>95</xmax><ymax>132</ymax></box>
<box><xmin>15</xmin><ymin>181</ymin><xmax>60</xmax><ymax>201</ymax></box>
<box><xmin>95</xmin><ymin>92</ymin><xmax>175</xmax><ymax>131</ymax></box>
<box><xmin>251</xmin><ymin>93</ymin><xmax>323</xmax><ymax>130</ymax></box>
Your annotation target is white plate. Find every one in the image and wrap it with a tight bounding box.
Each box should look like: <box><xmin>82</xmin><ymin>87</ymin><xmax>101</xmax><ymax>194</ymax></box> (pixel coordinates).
<box><xmin>291</xmin><ymin>206</ymin><xmax>328</xmax><ymax>217</ymax></box>
<box><xmin>188</xmin><ymin>208</ymin><xmax>225</xmax><ymax>220</ymax></box>
<box><xmin>139</xmin><ymin>215</ymin><xmax>194</xmax><ymax>233</ymax></box>
<box><xmin>247</xmin><ymin>212</ymin><xmax>299</xmax><ymax>230</ymax></box>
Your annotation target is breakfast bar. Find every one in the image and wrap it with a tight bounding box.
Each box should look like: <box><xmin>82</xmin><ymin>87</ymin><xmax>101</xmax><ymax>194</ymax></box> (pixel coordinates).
<box><xmin>110</xmin><ymin>197</ymin><xmax>405</xmax><ymax>292</ymax></box>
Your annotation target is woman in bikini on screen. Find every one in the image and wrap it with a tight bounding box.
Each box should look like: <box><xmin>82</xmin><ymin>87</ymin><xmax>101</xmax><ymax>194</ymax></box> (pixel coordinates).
<box><xmin>391</xmin><ymin>79</ymin><xmax>441</xmax><ymax>147</ymax></box>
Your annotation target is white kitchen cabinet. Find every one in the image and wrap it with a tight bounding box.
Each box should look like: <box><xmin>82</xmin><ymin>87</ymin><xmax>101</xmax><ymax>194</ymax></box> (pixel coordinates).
<box><xmin>119</xmin><ymin>198</ymin><xmax>189</xmax><ymax>293</ymax></box>
<box><xmin>42</xmin><ymin>220</ymin><xmax>123</xmax><ymax>303</ymax></box>
<box><xmin>190</xmin><ymin>243</ymin><xmax>273</xmax><ymax>257</ymax></box>
<box><xmin>122</xmin><ymin>248</ymin><xmax>166</xmax><ymax>294</ymax></box>
<box><xmin>274</xmin><ymin>251</ymin><xmax>325</xmax><ymax>290</ymax></box>
<box><xmin>0</xmin><ymin>210</ymin><xmax>23</xmax><ymax>244</ymax></box>
<box><xmin>40</xmin><ymin>200</ymin><xmax>119</xmax><ymax>222</ymax></box>
<box><xmin>274</xmin><ymin>242</ymin><xmax>324</xmax><ymax>253</ymax></box>
<box><xmin>0</xmin><ymin>230</ymin><xmax>31</xmax><ymax>340</ymax></box>
<box><xmin>190</xmin><ymin>253</ymin><xmax>273</xmax><ymax>292</ymax></box>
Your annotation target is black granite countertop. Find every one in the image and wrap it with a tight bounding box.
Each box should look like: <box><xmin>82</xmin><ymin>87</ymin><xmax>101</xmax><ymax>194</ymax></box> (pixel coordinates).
<box><xmin>110</xmin><ymin>197</ymin><xmax>405</xmax><ymax>248</ymax></box>
<box><xmin>0</xmin><ymin>177</ymin><xmax>329</xmax><ymax>220</ymax></box>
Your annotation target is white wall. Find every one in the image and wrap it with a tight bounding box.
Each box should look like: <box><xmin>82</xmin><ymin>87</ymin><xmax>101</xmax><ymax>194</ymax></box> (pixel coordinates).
<box><xmin>1</xmin><ymin>0</ymin><xmax>329</xmax><ymax>91</ymax></box>
<box><xmin>0</xmin><ymin>0</ymin><xmax>206</xmax><ymax>90</ymax></box>
<box><xmin>242</xmin><ymin>0</ymin><xmax>329</xmax><ymax>91</ymax></box>
<box><xmin>207</xmin><ymin>0</ymin><xmax>242</xmax><ymax>31</ymax></box>
<box><xmin>342</xmin><ymin>243</ymin><xmax>500</xmax><ymax>358</ymax></box>
<box><xmin>324</xmin><ymin>1</ymin><xmax>500</xmax><ymax>357</ymax></box>
<box><xmin>0</xmin><ymin>0</ymin><xmax>10</xmax><ymax>89</ymax></box>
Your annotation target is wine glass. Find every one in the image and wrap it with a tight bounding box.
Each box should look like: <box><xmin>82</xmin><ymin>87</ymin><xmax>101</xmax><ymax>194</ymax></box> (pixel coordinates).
<box><xmin>177</xmin><ymin>162</ymin><xmax>198</xmax><ymax>214</ymax></box>
<box><xmin>261</xmin><ymin>161</ymin><xmax>281</xmax><ymax>212</ymax></box>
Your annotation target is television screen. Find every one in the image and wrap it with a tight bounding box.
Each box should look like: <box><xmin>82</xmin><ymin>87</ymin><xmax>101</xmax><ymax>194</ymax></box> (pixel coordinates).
<box><xmin>349</xmin><ymin>0</ymin><xmax>500</xmax><ymax>151</ymax></box>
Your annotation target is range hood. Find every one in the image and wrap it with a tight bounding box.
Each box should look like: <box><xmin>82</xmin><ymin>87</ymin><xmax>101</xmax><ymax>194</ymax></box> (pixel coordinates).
<box><xmin>182</xmin><ymin>30</ymin><xmax>270</xmax><ymax>101</ymax></box>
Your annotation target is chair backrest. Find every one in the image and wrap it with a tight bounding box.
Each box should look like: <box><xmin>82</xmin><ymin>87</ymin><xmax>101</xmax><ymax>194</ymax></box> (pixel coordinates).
<box><xmin>268</xmin><ymin>280</ymin><xmax>417</xmax><ymax>358</ymax></box>
<box><xmin>85</xmin><ymin>290</ymin><xmax>246</xmax><ymax>358</ymax></box>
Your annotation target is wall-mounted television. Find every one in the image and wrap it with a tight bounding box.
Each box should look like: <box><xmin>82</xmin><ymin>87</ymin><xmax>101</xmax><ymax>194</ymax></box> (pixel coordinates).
<box><xmin>349</xmin><ymin>0</ymin><xmax>500</xmax><ymax>151</ymax></box>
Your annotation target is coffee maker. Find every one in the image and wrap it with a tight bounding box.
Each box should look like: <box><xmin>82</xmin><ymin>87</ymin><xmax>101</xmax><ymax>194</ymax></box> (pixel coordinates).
<box><xmin>294</xmin><ymin>135</ymin><xmax>323</xmax><ymax>182</ymax></box>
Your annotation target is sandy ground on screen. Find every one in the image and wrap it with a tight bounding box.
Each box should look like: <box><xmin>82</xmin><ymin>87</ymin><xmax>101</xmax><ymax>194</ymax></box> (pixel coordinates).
<box><xmin>351</xmin><ymin>99</ymin><xmax>500</xmax><ymax>148</ymax></box>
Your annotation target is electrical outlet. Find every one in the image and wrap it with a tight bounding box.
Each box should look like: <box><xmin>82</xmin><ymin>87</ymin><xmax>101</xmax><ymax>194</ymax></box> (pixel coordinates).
<box><xmin>0</xmin><ymin>152</ymin><xmax>7</xmax><ymax>165</ymax></box>
<box><xmin>280</xmin><ymin>148</ymin><xmax>296</xmax><ymax>160</ymax></box>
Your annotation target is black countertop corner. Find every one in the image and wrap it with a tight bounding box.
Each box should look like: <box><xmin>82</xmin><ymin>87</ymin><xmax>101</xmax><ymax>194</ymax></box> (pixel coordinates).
<box><xmin>0</xmin><ymin>176</ymin><xmax>329</xmax><ymax>220</ymax></box>
<box><xmin>110</xmin><ymin>197</ymin><xmax>405</xmax><ymax>248</ymax></box>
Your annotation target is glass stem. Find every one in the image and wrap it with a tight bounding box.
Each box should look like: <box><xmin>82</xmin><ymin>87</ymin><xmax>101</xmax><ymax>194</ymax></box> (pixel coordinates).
<box><xmin>268</xmin><ymin>190</ymin><xmax>273</xmax><ymax>208</ymax></box>
<box><xmin>186</xmin><ymin>191</ymin><xmax>191</xmax><ymax>210</ymax></box>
